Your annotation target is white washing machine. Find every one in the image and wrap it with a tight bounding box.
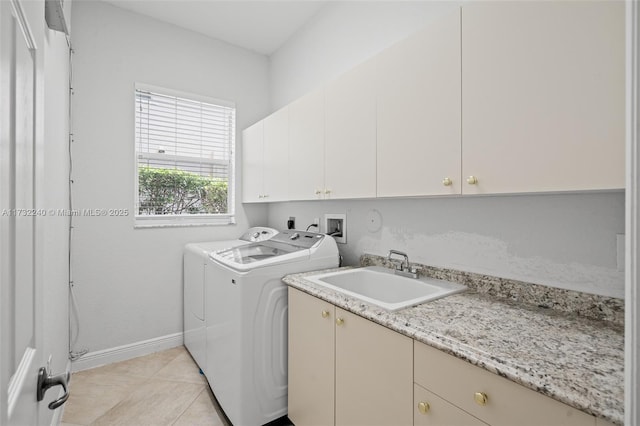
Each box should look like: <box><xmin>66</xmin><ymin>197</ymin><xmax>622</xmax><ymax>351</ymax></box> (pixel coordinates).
<box><xmin>183</xmin><ymin>227</ymin><xmax>277</xmax><ymax>372</ymax></box>
<box><xmin>205</xmin><ymin>230</ymin><xmax>339</xmax><ymax>426</ymax></box>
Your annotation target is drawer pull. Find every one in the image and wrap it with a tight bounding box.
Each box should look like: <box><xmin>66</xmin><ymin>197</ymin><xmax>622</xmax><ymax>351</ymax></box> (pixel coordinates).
<box><xmin>336</xmin><ymin>318</ymin><xmax>344</xmax><ymax>326</ymax></box>
<box><xmin>442</xmin><ymin>177</ymin><xmax>452</xmax><ymax>186</ymax></box>
<box><xmin>418</xmin><ymin>401</ymin><xmax>430</xmax><ymax>414</ymax></box>
<box><xmin>474</xmin><ymin>392</ymin><xmax>488</xmax><ymax>406</ymax></box>
<box><xmin>321</xmin><ymin>310</ymin><xmax>330</xmax><ymax>318</ymax></box>
<box><xmin>467</xmin><ymin>176</ymin><xmax>478</xmax><ymax>185</ymax></box>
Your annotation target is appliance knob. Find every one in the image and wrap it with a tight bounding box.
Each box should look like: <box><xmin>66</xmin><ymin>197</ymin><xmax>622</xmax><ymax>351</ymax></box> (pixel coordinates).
<box><xmin>290</xmin><ymin>232</ymin><xmax>300</xmax><ymax>240</ymax></box>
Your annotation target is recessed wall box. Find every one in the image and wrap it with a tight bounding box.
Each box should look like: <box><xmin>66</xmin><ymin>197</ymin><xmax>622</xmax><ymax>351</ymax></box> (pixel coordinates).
<box><xmin>45</xmin><ymin>0</ymin><xmax>70</xmax><ymax>35</ymax></box>
<box><xmin>324</xmin><ymin>213</ymin><xmax>346</xmax><ymax>244</ymax></box>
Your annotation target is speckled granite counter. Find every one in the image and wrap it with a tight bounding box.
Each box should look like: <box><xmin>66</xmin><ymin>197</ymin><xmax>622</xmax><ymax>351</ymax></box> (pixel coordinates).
<box><xmin>283</xmin><ymin>266</ymin><xmax>624</xmax><ymax>425</ymax></box>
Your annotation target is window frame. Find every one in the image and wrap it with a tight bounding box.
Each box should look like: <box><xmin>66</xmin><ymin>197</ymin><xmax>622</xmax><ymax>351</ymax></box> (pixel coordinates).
<box><xmin>133</xmin><ymin>83</ymin><xmax>236</xmax><ymax>228</ymax></box>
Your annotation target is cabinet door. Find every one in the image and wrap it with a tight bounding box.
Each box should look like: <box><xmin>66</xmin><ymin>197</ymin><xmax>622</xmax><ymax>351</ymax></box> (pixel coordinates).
<box><xmin>325</xmin><ymin>60</ymin><xmax>377</xmax><ymax>199</ymax></box>
<box><xmin>241</xmin><ymin>121</ymin><xmax>263</xmax><ymax>202</ymax></box>
<box><xmin>263</xmin><ymin>107</ymin><xmax>289</xmax><ymax>201</ymax></box>
<box><xmin>289</xmin><ymin>89</ymin><xmax>325</xmax><ymax>200</ymax></box>
<box><xmin>414</xmin><ymin>384</ymin><xmax>488</xmax><ymax>426</ymax></box>
<box><xmin>288</xmin><ymin>289</ymin><xmax>335</xmax><ymax>426</ymax></box>
<box><xmin>335</xmin><ymin>308</ymin><xmax>412</xmax><ymax>426</ymax></box>
<box><xmin>377</xmin><ymin>9</ymin><xmax>461</xmax><ymax>197</ymax></box>
<box><xmin>414</xmin><ymin>341</ymin><xmax>596</xmax><ymax>426</ymax></box>
<box><xmin>462</xmin><ymin>1</ymin><xmax>625</xmax><ymax>194</ymax></box>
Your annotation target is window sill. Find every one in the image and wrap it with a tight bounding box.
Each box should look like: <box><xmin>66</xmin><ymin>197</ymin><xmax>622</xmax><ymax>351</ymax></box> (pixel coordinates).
<box><xmin>134</xmin><ymin>215</ymin><xmax>235</xmax><ymax>229</ymax></box>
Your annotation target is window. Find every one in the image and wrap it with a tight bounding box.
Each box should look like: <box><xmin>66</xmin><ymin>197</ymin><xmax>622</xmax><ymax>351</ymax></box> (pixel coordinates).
<box><xmin>134</xmin><ymin>84</ymin><xmax>235</xmax><ymax>227</ymax></box>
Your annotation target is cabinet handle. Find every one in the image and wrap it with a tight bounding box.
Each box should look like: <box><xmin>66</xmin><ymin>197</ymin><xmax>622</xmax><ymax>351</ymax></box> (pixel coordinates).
<box><xmin>321</xmin><ymin>310</ymin><xmax>330</xmax><ymax>318</ymax></box>
<box><xmin>418</xmin><ymin>401</ymin><xmax>430</xmax><ymax>414</ymax></box>
<box><xmin>466</xmin><ymin>176</ymin><xmax>478</xmax><ymax>185</ymax></box>
<box><xmin>336</xmin><ymin>318</ymin><xmax>344</xmax><ymax>326</ymax></box>
<box><xmin>442</xmin><ymin>177</ymin><xmax>452</xmax><ymax>186</ymax></box>
<box><xmin>474</xmin><ymin>392</ymin><xmax>488</xmax><ymax>406</ymax></box>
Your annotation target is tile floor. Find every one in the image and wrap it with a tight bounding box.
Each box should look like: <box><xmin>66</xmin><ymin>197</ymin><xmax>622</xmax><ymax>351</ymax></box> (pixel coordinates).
<box><xmin>61</xmin><ymin>346</ymin><xmax>230</xmax><ymax>426</ymax></box>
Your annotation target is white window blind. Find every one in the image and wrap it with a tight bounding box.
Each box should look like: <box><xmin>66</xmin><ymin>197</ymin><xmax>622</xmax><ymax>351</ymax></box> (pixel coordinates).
<box><xmin>134</xmin><ymin>84</ymin><xmax>235</xmax><ymax>226</ymax></box>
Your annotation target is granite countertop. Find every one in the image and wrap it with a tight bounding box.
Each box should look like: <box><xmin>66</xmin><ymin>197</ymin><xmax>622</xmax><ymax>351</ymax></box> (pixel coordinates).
<box><xmin>283</xmin><ymin>264</ymin><xmax>624</xmax><ymax>425</ymax></box>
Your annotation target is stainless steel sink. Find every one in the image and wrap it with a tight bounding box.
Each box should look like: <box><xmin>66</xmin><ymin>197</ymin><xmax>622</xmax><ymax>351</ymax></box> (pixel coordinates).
<box><xmin>306</xmin><ymin>266</ymin><xmax>466</xmax><ymax>311</ymax></box>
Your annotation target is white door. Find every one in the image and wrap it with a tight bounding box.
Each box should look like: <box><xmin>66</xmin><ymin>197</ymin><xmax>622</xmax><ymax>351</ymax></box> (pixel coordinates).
<box><xmin>241</xmin><ymin>121</ymin><xmax>264</xmax><ymax>202</ymax></box>
<box><xmin>376</xmin><ymin>8</ymin><xmax>462</xmax><ymax>197</ymax></box>
<box><xmin>324</xmin><ymin>59</ymin><xmax>377</xmax><ymax>200</ymax></box>
<box><xmin>262</xmin><ymin>106</ymin><xmax>289</xmax><ymax>202</ymax></box>
<box><xmin>461</xmin><ymin>1</ymin><xmax>625</xmax><ymax>194</ymax></box>
<box><xmin>1</xmin><ymin>0</ymin><xmax>50</xmax><ymax>424</ymax></box>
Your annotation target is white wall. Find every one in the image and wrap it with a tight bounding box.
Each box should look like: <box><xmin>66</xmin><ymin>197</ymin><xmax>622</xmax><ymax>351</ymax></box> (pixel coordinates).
<box><xmin>268</xmin><ymin>193</ymin><xmax>625</xmax><ymax>298</ymax></box>
<box><xmin>269</xmin><ymin>1</ymin><xmax>461</xmax><ymax>110</ymax></box>
<box><xmin>70</xmin><ymin>1</ymin><xmax>269</xmax><ymax>353</ymax></box>
<box><xmin>267</xmin><ymin>1</ymin><xmax>625</xmax><ymax>298</ymax></box>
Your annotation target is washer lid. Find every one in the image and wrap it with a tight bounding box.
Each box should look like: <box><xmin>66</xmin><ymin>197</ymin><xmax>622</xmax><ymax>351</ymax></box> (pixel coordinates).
<box><xmin>210</xmin><ymin>230</ymin><xmax>330</xmax><ymax>271</ymax></box>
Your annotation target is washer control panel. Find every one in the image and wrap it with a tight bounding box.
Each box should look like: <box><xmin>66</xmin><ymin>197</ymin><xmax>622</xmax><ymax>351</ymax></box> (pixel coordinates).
<box><xmin>272</xmin><ymin>230</ymin><xmax>325</xmax><ymax>248</ymax></box>
<box><xmin>239</xmin><ymin>227</ymin><xmax>278</xmax><ymax>243</ymax></box>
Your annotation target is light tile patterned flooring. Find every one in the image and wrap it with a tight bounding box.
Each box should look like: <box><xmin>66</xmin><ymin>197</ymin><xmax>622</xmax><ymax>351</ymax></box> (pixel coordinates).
<box><xmin>61</xmin><ymin>346</ymin><xmax>230</xmax><ymax>426</ymax></box>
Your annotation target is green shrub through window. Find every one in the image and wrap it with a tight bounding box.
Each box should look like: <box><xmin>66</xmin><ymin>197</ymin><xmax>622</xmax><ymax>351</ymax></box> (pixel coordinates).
<box><xmin>137</xmin><ymin>167</ymin><xmax>227</xmax><ymax>215</ymax></box>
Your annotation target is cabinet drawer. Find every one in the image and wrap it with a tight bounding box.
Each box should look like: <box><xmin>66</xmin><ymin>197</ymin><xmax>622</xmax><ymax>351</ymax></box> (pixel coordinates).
<box><xmin>414</xmin><ymin>383</ymin><xmax>487</xmax><ymax>426</ymax></box>
<box><xmin>414</xmin><ymin>342</ymin><xmax>595</xmax><ymax>426</ymax></box>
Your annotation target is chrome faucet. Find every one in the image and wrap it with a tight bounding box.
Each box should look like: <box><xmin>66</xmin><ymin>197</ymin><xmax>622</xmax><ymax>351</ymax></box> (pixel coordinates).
<box><xmin>387</xmin><ymin>250</ymin><xmax>418</xmax><ymax>278</ymax></box>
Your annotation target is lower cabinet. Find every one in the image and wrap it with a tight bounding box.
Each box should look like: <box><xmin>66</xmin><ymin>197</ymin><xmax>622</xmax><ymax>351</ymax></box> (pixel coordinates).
<box><xmin>288</xmin><ymin>288</ymin><xmax>413</xmax><ymax>426</ymax></box>
<box><xmin>414</xmin><ymin>341</ymin><xmax>597</xmax><ymax>426</ymax></box>
<box><xmin>288</xmin><ymin>288</ymin><xmax>335</xmax><ymax>426</ymax></box>
<box><xmin>414</xmin><ymin>384</ymin><xmax>487</xmax><ymax>426</ymax></box>
<box><xmin>289</xmin><ymin>288</ymin><xmax>605</xmax><ymax>426</ymax></box>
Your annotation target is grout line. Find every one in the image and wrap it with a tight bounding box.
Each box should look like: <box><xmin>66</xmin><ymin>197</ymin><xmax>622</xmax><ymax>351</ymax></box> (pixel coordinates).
<box><xmin>169</xmin><ymin>386</ymin><xmax>206</xmax><ymax>426</ymax></box>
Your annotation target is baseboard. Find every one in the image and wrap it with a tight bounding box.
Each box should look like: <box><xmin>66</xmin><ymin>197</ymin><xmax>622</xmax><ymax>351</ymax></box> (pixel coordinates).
<box><xmin>71</xmin><ymin>332</ymin><xmax>184</xmax><ymax>372</ymax></box>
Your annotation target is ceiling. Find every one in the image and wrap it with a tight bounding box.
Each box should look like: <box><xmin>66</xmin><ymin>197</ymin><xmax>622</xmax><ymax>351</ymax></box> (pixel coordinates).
<box><xmin>99</xmin><ymin>0</ymin><xmax>328</xmax><ymax>56</ymax></box>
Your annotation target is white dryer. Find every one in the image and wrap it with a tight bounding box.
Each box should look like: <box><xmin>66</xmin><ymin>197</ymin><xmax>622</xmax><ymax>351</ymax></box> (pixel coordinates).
<box><xmin>205</xmin><ymin>230</ymin><xmax>339</xmax><ymax>426</ymax></box>
<box><xmin>183</xmin><ymin>227</ymin><xmax>277</xmax><ymax>372</ymax></box>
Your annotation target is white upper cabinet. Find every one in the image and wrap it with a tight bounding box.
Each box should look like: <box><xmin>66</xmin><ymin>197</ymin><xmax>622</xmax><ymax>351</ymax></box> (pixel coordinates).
<box><xmin>262</xmin><ymin>106</ymin><xmax>289</xmax><ymax>201</ymax></box>
<box><xmin>241</xmin><ymin>121</ymin><xmax>264</xmax><ymax>203</ymax></box>
<box><xmin>289</xmin><ymin>88</ymin><xmax>325</xmax><ymax>201</ymax></box>
<box><xmin>377</xmin><ymin>9</ymin><xmax>462</xmax><ymax>197</ymax></box>
<box><xmin>461</xmin><ymin>1</ymin><xmax>625</xmax><ymax>194</ymax></box>
<box><xmin>325</xmin><ymin>59</ymin><xmax>377</xmax><ymax>199</ymax></box>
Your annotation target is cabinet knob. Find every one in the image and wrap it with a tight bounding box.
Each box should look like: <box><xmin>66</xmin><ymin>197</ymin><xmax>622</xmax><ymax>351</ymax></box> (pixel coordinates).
<box><xmin>418</xmin><ymin>401</ymin><xmax>430</xmax><ymax>414</ymax></box>
<box><xmin>321</xmin><ymin>310</ymin><xmax>330</xmax><ymax>318</ymax></box>
<box><xmin>474</xmin><ymin>392</ymin><xmax>488</xmax><ymax>406</ymax></box>
<box><xmin>467</xmin><ymin>176</ymin><xmax>478</xmax><ymax>185</ymax></box>
<box><xmin>336</xmin><ymin>318</ymin><xmax>344</xmax><ymax>326</ymax></box>
<box><xmin>324</xmin><ymin>189</ymin><xmax>332</xmax><ymax>195</ymax></box>
<box><xmin>442</xmin><ymin>177</ymin><xmax>452</xmax><ymax>186</ymax></box>
<box><xmin>315</xmin><ymin>189</ymin><xmax>322</xmax><ymax>195</ymax></box>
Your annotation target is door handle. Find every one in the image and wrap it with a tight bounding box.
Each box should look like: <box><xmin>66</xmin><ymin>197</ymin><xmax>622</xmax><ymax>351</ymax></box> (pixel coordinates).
<box><xmin>37</xmin><ymin>366</ymin><xmax>70</xmax><ymax>409</ymax></box>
